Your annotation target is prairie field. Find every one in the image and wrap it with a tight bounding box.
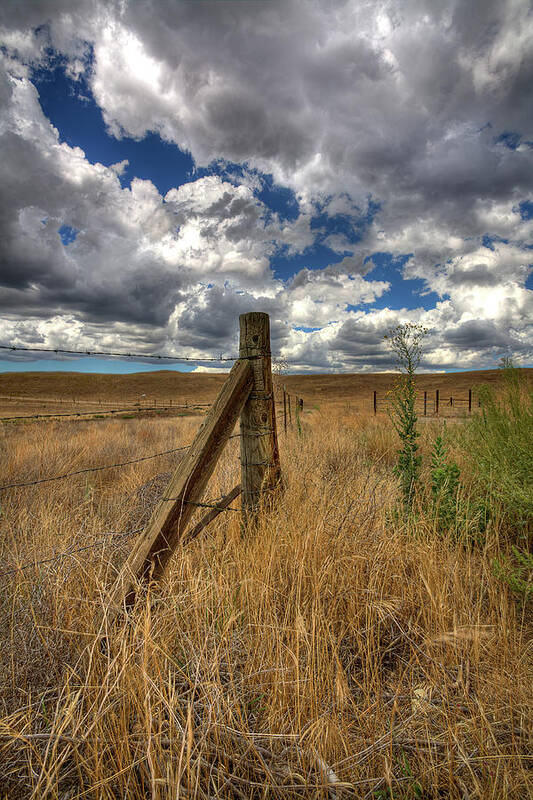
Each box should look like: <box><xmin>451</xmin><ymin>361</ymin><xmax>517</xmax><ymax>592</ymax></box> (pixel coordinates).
<box><xmin>0</xmin><ymin>370</ymin><xmax>531</xmax><ymax>798</ymax></box>
<box><xmin>0</xmin><ymin>368</ymin><xmax>515</xmax><ymax>413</ymax></box>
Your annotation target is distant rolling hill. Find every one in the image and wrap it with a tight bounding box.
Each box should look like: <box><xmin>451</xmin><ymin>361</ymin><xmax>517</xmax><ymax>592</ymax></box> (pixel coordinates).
<box><xmin>1</xmin><ymin>368</ymin><xmax>530</xmax><ymax>409</ymax></box>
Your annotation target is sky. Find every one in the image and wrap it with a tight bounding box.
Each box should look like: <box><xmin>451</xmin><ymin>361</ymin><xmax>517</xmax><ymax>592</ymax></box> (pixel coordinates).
<box><xmin>0</xmin><ymin>0</ymin><xmax>532</xmax><ymax>375</ymax></box>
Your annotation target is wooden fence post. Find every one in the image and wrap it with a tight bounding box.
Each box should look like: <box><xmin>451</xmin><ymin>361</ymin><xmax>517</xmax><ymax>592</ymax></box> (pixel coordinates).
<box><xmin>283</xmin><ymin>388</ymin><xmax>287</xmax><ymax>433</ymax></box>
<box><xmin>295</xmin><ymin>398</ymin><xmax>303</xmax><ymax>436</ymax></box>
<box><xmin>435</xmin><ymin>389</ymin><xmax>439</xmax><ymax>415</ymax></box>
<box><xmin>423</xmin><ymin>391</ymin><xmax>427</xmax><ymax>417</ymax></box>
<box><xmin>288</xmin><ymin>393</ymin><xmax>292</xmax><ymax>426</ymax></box>
<box><xmin>468</xmin><ymin>389</ymin><xmax>472</xmax><ymax>413</ymax></box>
<box><xmin>239</xmin><ymin>312</ymin><xmax>282</xmax><ymax>514</ymax></box>
<box><xmin>107</xmin><ymin>358</ymin><xmax>253</xmax><ymax>615</ymax></box>
<box><xmin>373</xmin><ymin>390</ymin><xmax>377</xmax><ymax>416</ymax></box>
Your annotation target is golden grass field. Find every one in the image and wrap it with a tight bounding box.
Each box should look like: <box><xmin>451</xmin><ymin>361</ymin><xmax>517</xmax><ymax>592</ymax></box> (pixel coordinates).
<box><xmin>0</xmin><ymin>369</ymin><xmax>531</xmax><ymax>798</ymax></box>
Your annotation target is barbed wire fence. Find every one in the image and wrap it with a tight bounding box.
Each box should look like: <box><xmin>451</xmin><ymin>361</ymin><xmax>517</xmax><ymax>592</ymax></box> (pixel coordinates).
<box><xmin>2</xmin><ymin>325</ymin><xmax>481</xmax><ymax>596</ymax></box>
<box><xmin>0</xmin><ymin>320</ymin><xmax>306</xmax><ymax>594</ymax></box>
<box><xmin>0</xmin><ymin>430</ymin><xmax>279</xmax><ymax>584</ymax></box>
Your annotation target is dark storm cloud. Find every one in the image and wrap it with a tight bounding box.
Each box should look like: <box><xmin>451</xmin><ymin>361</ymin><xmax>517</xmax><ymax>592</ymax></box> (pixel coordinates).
<box><xmin>330</xmin><ymin>316</ymin><xmax>392</xmax><ymax>354</ymax></box>
<box><xmin>171</xmin><ymin>286</ymin><xmax>289</xmax><ymax>355</ymax></box>
<box><xmin>443</xmin><ymin>320</ymin><xmax>517</xmax><ymax>350</ymax></box>
<box><xmin>0</xmin><ymin>96</ymin><xmax>185</xmax><ymax>325</ymax></box>
<box><xmin>447</xmin><ymin>265</ymin><xmax>501</xmax><ymax>287</ymax></box>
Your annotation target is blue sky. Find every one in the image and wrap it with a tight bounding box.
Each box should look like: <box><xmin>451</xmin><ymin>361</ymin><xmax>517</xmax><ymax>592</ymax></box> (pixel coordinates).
<box><xmin>0</xmin><ymin>1</ymin><xmax>531</xmax><ymax>374</ymax></box>
<box><xmin>34</xmin><ymin>58</ymin><xmax>195</xmax><ymax>196</ymax></box>
<box><xmin>0</xmin><ymin>357</ymin><xmax>197</xmax><ymax>374</ymax></box>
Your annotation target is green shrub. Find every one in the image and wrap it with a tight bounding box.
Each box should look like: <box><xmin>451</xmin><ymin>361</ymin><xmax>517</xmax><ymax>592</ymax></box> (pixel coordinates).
<box><xmin>384</xmin><ymin>323</ymin><xmax>427</xmax><ymax>508</ymax></box>
<box><xmin>430</xmin><ymin>430</ymin><xmax>461</xmax><ymax>533</ymax></box>
<box><xmin>493</xmin><ymin>546</ymin><xmax>533</xmax><ymax>605</ymax></box>
<box><xmin>458</xmin><ymin>363</ymin><xmax>533</xmax><ymax>542</ymax></box>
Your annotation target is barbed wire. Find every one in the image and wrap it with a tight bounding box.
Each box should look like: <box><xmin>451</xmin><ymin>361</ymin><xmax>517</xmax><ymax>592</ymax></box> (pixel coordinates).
<box><xmin>0</xmin><ymin>527</ymin><xmax>144</xmax><ymax>580</ymax></box>
<box><xmin>181</xmin><ymin>499</ymin><xmax>240</xmax><ymax>512</ymax></box>
<box><xmin>0</xmin><ymin>344</ymin><xmax>254</xmax><ymax>363</ymax></box>
<box><xmin>1</xmin><ymin>429</ymin><xmax>278</xmax><ymax>492</ymax></box>
<box><xmin>0</xmin><ymin>443</ymin><xmax>193</xmax><ymax>491</ymax></box>
<box><xmin>0</xmin><ymin>404</ymin><xmax>210</xmax><ymax>422</ymax></box>
<box><xmin>0</xmin><ymin>493</ymin><xmax>243</xmax><ymax>580</ymax></box>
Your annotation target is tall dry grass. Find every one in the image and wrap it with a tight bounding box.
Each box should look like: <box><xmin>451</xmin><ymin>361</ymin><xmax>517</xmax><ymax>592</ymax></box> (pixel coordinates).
<box><xmin>0</xmin><ymin>406</ymin><xmax>531</xmax><ymax>798</ymax></box>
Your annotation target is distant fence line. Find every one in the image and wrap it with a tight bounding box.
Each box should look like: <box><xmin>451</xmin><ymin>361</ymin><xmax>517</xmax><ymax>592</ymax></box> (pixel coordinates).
<box><xmin>373</xmin><ymin>388</ymin><xmax>480</xmax><ymax>416</ymax></box>
<box><xmin>0</xmin><ymin>394</ymin><xmax>210</xmax><ymax>407</ymax></box>
<box><xmin>0</xmin><ymin>403</ymin><xmax>211</xmax><ymax>423</ymax></box>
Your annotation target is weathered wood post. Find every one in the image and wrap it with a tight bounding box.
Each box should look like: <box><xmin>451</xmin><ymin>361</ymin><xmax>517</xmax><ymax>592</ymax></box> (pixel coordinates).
<box><xmin>435</xmin><ymin>389</ymin><xmax>439</xmax><ymax>415</ymax></box>
<box><xmin>239</xmin><ymin>312</ymin><xmax>282</xmax><ymax>515</ymax></box>
<box><xmin>423</xmin><ymin>390</ymin><xmax>427</xmax><ymax>417</ymax></box>
<box><xmin>468</xmin><ymin>388</ymin><xmax>472</xmax><ymax>413</ymax></box>
<box><xmin>373</xmin><ymin>390</ymin><xmax>377</xmax><ymax>416</ymax></box>
<box><xmin>283</xmin><ymin>388</ymin><xmax>287</xmax><ymax>433</ymax></box>
<box><xmin>288</xmin><ymin>392</ymin><xmax>292</xmax><ymax>426</ymax></box>
<box><xmin>295</xmin><ymin>397</ymin><xmax>303</xmax><ymax>436</ymax></box>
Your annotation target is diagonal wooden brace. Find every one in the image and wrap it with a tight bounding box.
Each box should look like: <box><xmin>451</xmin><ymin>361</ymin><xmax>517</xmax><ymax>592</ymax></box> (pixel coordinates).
<box><xmin>182</xmin><ymin>484</ymin><xmax>241</xmax><ymax>546</ymax></box>
<box><xmin>107</xmin><ymin>359</ymin><xmax>253</xmax><ymax>616</ymax></box>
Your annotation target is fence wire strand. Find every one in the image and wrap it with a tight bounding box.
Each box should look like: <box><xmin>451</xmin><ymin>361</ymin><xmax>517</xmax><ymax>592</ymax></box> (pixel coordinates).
<box><xmin>1</xmin><ymin>429</ymin><xmax>273</xmax><ymax>492</ymax></box>
<box><xmin>0</xmin><ymin>404</ymin><xmax>210</xmax><ymax>422</ymax></box>
<box><xmin>181</xmin><ymin>499</ymin><xmax>240</xmax><ymax>512</ymax></box>
<box><xmin>0</xmin><ymin>527</ymin><xmax>144</xmax><ymax>580</ymax></box>
<box><xmin>0</xmin><ymin>344</ymin><xmax>255</xmax><ymax>363</ymax></box>
<box><xmin>0</xmin><ymin>443</ymin><xmax>192</xmax><ymax>491</ymax></box>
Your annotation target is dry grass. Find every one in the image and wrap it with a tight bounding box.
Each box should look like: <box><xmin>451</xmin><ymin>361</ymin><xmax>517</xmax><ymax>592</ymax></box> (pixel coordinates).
<box><xmin>0</xmin><ymin>404</ymin><xmax>531</xmax><ymax>799</ymax></box>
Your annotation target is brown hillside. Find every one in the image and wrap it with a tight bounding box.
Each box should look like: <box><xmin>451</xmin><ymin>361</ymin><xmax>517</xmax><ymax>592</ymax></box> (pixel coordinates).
<box><xmin>281</xmin><ymin>368</ymin><xmax>533</xmax><ymax>406</ymax></box>
<box><xmin>0</xmin><ymin>370</ymin><xmax>227</xmax><ymax>406</ymax></box>
<box><xmin>1</xmin><ymin>368</ymin><xmax>530</xmax><ymax>408</ymax></box>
